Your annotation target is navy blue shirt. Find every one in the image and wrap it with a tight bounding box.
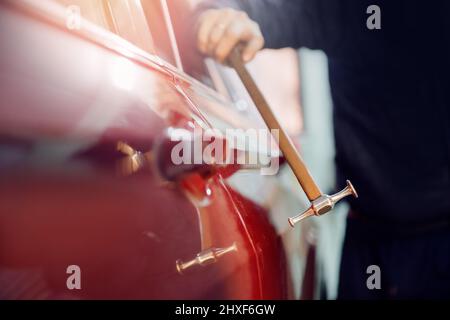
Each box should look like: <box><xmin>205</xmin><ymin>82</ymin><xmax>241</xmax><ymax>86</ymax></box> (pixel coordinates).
<box><xmin>197</xmin><ymin>0</ymin><xmax>450</xmax><ymax>224</ymax></box>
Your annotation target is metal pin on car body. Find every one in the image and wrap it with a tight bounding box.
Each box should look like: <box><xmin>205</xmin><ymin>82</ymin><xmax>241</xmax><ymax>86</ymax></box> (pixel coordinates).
<box><xmin>176</xmin><ymin>243</ymin><xmax>238</xmax><ymax>274</ymax></box>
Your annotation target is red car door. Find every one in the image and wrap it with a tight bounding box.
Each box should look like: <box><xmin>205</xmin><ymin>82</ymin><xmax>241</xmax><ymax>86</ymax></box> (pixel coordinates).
<box><xmin>0</xmin><ymin>0</ymin><xmax>288</xmax><ymax>299</ymax></box>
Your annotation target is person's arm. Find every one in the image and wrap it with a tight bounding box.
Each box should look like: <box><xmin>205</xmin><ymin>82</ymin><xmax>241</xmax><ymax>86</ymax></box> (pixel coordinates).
<box><xmin>194</xmin><ymin>0</ymin><xmax>341</xmax><ymax>63</ymax></box>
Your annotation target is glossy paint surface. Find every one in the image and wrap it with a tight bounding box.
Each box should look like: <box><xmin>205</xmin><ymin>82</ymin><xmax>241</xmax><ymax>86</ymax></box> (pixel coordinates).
<box><xmin>0</xmin><ymin>1</ymin><xmax>287</xmax><ymax>299</ymax></box>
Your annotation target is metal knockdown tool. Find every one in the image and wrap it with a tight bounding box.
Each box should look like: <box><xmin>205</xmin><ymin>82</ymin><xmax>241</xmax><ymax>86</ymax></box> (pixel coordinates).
<box><xmin>228</xmin><ymin>48</ymin><xmax>358</xmax><ymax>227</ymax></box>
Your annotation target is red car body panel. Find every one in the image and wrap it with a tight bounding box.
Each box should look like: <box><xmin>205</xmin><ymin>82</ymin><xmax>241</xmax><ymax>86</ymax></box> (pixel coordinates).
<box><xmin>0</xmin><ymin>0</ymin><xmax>289</xmax><ymax>299</ymax></box>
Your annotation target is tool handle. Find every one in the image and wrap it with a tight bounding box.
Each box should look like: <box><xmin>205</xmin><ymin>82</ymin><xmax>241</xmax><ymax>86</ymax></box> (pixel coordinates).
<box><xmin>228</xmin><ymin>47</ymin><xmax>322</xmax><ymax>201</ymax></box>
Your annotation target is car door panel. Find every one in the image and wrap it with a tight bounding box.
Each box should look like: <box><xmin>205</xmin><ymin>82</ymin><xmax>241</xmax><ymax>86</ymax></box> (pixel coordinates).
<box><xmin>0</xmin><ymin>0</ymin><xmax>288</xmax><ymax>300</ymax></box>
